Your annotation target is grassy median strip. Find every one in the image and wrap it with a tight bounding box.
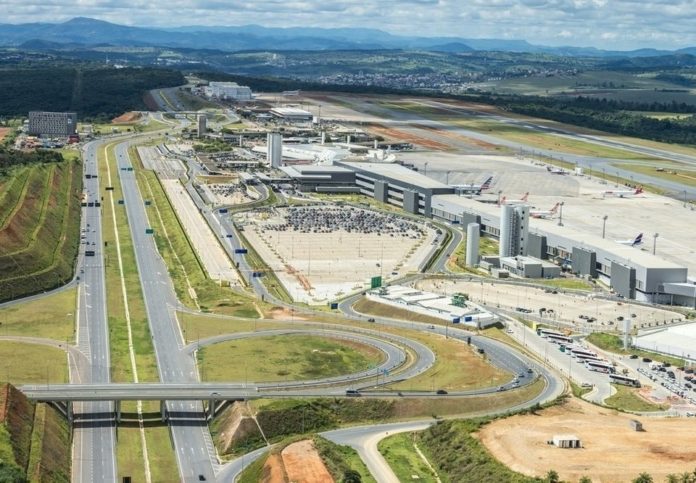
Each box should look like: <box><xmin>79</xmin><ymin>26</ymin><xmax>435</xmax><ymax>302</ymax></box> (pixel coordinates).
<box><xmin>130</xmin><ymin>147</ymin><xmax>262</xmax><ymax>317</ymax></box>
<box><xmin>99</xmin><ymin>141</ymin><xmax>178</xmax><ymax>482</ymax></box>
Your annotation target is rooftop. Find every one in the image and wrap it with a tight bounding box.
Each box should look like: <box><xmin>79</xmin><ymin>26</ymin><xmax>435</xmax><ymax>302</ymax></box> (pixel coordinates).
<box><xmin>432</xmin><ymin>194</ymin><xmax>685</xmax><ymax>270</ymax></box>
<box><xmin>339</xmin><ymin>161</ymin><xmax>452</xmax><ymax>190</ymax></box>
<box><xmin>270</xmin><ymin>107</ymin><xmax>313</xmax><ymax>118</ymax></box>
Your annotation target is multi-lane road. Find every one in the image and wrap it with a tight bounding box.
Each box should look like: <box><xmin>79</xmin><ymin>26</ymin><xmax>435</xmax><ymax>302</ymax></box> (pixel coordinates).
<box><xmin>114</xmin><ymin>141</ymin><xmax>219</xmax><ymax>481</ymax></box>
<box><xmin>72</xmin><ymin>140</ymin><xmax>117</xmax><ymax>482</ymax></box>
<box><xmin>12</xmin><ymin>109</ymin><xmax>569</xmax><ymax>482</ymax></box>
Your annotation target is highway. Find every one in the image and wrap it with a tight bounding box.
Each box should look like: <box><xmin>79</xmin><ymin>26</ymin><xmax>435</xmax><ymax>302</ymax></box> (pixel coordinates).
<box><xmin>71</xmin><ymin>140</ymin><xmax>117</xmax><ymax>483</ymax></box>
<box><xmin>114</xmin><ymin>141</ymin><xmax>218</xmax><ymax>481</ymax></box>
<box><xmin>11</xmin><ymin>109</ymin><xmax>565</xmax><ymax>482</ymax></box>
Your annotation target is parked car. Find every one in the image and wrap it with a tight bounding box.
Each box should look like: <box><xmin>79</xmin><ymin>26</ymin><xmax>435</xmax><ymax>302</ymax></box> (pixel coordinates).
<box><xmin>436</xmin><ymin>389</ymin><xmax>448</xmax><ymax>395</ymax></box>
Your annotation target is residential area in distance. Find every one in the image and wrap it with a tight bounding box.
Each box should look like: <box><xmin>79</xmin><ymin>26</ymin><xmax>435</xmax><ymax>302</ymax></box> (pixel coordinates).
<box><xmin>1</xmin><ymin>5</ymin><xmax>696</xmax><ymax>483</ymax></box>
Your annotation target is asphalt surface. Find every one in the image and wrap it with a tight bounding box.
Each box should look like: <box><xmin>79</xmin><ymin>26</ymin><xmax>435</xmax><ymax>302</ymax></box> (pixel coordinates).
<box><xmin>324</xmin><ymin>421</ymin><xmax>435</xmax><ymax>483</ymax></box>
<box><xmin>114</xmin><ymin>141</ymin><xmax>219</xmax><ymax>481</ymax></box>
<box><xmin>72</xmin><ymin>140</ymin><xmax>117</xmax><ymax>483</ymax></box>
<box><xmin>8</xmin><ymin>107</ymin><xmax>565</xmax><ymax>482</ymax></box>
<box><xmin>340</xmin><ymin>97</ymin><xmax>696</xmax><ymax>200</ymax></box>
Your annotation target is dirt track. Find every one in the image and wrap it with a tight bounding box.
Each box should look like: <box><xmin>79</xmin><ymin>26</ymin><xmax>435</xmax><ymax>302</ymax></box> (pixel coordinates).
<box><xmin>479</xmin><ymin>398</ymin><xmax>696</xmax><ymax>482</ymax></box>
<box><xmin>0</xmin><ymin>128</ymin><xmax>10</xmax><ymax>141</ymax></box>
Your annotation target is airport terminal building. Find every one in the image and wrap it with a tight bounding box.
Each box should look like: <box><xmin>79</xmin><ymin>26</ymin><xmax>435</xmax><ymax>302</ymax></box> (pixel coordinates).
<box><xmin>279</xmin><ymin>160</ymin><xmax>694</xmax><ymax>305</ymax></box>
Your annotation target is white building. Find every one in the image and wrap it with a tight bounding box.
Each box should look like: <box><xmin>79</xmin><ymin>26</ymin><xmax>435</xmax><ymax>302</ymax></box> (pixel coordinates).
<box><xmin>203</xmin><ymin>82</ymin><xmax>252</xmax><ymax>101</ymax></box>
<box><xmin>499</xmin><ymin>204</ymin><xmax>529</xmax><ymax>258</ymax></box>
<box><xmin>267</xmin><ymin>132</ymin><xmax>282</xmax><ymax>168</ymax></box>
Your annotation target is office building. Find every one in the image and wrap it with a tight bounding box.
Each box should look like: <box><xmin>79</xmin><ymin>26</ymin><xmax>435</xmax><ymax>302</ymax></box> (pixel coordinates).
<box><xmin>28</xmin><ymin>111</ymin><xmax>77</xmax><ymax>137</ymax></box>
<box><xmin>203</xmin><ymin>82</ymin><xmax>252</xmax><ymax>101</ymax></box>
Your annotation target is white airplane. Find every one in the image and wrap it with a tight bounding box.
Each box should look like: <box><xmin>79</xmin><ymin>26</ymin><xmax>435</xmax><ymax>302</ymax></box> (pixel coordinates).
<box><xmin>500</xmin><ymin>192</ymin><xmax>529</xmax><ymax>205</ymax></box>
<box><xmin>615</xmin><ymin>233</ymin><xmax>643</xmax><ymax>247</ymax></box>
<box><xmin>603</xmin><ymin>186</ymin><xmax>643</xmax><ymax>198</ymax></box>
<box><xmin>530</xmin><ymin>202</ymin><xmax>560</xmax><ymax>219</ymax></box>
<box><xmin>454</xmin><ymin>176</ymin><xmax>493</xmax><ymax>195</ymax></box>
<box><xmin>546</xmin><ymin>166</ymin><xmax>567</xmax><ymax>175</ymax></box>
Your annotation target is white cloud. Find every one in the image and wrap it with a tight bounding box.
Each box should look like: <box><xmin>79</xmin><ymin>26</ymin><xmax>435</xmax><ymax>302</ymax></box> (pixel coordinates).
<box><xmin>2</xmin><ymin>0</ymin><xmax>696</xmax><ymax>50</ymax></box>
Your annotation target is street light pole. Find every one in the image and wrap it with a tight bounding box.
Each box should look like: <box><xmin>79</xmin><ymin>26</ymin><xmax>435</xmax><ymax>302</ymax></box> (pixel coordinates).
<box><xmin>602</xmin><ymin>215</ymin><xmax>608</xmax><ymax>239</ymax></box>
<box><xmin>424</xmin><ymin>162</ymin><xmax>429</xmax><ymax>177</ymax></box>
<box><xmin>653</xmin><ymin>233</ymin><xmax>659</xmax><ymax>255</ymax></box>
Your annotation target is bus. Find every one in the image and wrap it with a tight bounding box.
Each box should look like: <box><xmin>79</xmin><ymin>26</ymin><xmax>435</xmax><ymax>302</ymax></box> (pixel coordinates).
<box><xmin>585</xmin><ymin>360</ymin><xmax>616</xmax><ymax>374</ymax></box>
<box><xmin>610</xmin><ymin>374</ymin><xmax>641</xmax><ymax>388</ymax></box>
<box><xmin>570</xmin><ymin>348</ymin><xmax>597</xmax><ymax>359</ymax></box>
<box><xmin>547</xmin><ymin>334</ymin><xmax>573</xmax><ymax>345</ymax></box>
<box><xmin>537</xmin><ymin>328</ymin><xmax>563</xmax><ymax>338</ymax></box>
<box><xmin>575</xmin><ymin>354</ymin><xmax>605</xmax><ymax>364</ymax></box>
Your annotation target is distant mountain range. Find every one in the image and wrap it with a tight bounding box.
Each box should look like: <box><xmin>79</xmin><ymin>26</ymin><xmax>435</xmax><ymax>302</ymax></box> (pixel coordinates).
<box><xmin>2</xmin><ymin>17</ymin><xmax>696</xmax><ymax>58</ymax></box>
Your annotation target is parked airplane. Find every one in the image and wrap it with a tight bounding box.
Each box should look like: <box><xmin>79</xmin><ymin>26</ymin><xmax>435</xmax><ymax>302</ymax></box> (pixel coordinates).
<box><xmin>616</xmin><ymin>233</ymin><xmax>643</xmax><ymax>246</ymax></box>
<box><xmin>454</xmin><ymin>176</ymin><xmax>493</xmax><ymax>195</ymax></box>
<box><xmin>500</xmin><ymin>192</ymin><xmax>529</xmax><ymax>205</ymax></box>
<box><xmin>603</xmin><ymin>186</ymin><xmax>643</xmax><ymax>198</ymax></box>
<box><xmin>546</xmin><ymin>166</ymin><xmax>567</xmax><ymax>175</ymax></box>
<box><xmin>530</xmin><ymin>202</ymin><xmax>560</xmax><ymax>219</ymax></box>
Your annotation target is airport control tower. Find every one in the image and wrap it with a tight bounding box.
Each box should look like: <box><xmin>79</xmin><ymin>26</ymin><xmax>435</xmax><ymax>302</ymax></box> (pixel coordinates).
<box><xmin>499</xmin><ymin>204</ymin><xmax>529</xmax><ymax>258</ymax></box>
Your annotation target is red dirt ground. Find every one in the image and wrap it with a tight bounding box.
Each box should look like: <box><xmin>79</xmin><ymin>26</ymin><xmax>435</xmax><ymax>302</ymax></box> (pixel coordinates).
<box><xmin>366</xmin><ymin>123</ymin><xmax>451</xmax><ymax>150</ymax></box>
<box><xmin>112</xmin><ymin>112</ymin><xmax>141</xmax><ymax>124</ymax></box>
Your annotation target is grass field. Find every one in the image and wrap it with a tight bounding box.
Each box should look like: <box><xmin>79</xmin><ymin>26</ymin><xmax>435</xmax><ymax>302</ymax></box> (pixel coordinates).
<box><xmin>604</xmin><ymin>384</ymin><xmax>667</xmax><ymax>412</ymax></box>
<box><xmin>451</xmin><ymin>118</ymin><xmax>660</xmax><ymax>160</ymax></box>
<box><xmin>615</xmin><ymin>162</ymin><xmax>696</xmax><ymax>189</ymax></box>
<box><xmin>536</xmin><ymin>278</ymin><xmax>595</xmax><ymax>291</ymax></box>
<box><xmin>353</xmin><ymin>298</ymin><xmax>449</xmax><ymax>326</ymax></box>
<box><xmin>0</xmin><ymin>287</ymin><xmax>76</xmax><ymax>341</ymax></box>
<box><xmin>132</xmin><ymin>147</ymin><xmax>262</xmax><ymax>316</ymax></box>
<box><xmin>379</xmin><ymin>432</ymin><xmax>439</xmax><ymax>483</ymax></box>
<box><xmin>385</xmin><ymin>330</ymin><xmax>509</xmax><ymax>392</ymax></box>
<box><xmin>448</xmin><ymin>233</ymin><xmax>499</xmax><ymax>273</ymax></box>
<box><xmin>198</xmin><ymin>334</ymin><xmax>384</xmax><ymax>382</ymax></box>
<box><xmin>0</xmin><ymin>158</ymin><xmax>81</xmax><ymax>301</ymax></box>
<box><xmin>0</xmin><ymin>342</ymin><xmax>67</xmax><ymax>384</ymax></box>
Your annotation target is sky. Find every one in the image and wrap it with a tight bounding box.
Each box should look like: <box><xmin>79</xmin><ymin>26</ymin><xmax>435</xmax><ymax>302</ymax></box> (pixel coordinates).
<box><xmin>3</xmin><ymin>0</ymin><xmax>696</xmax><ymax>50</ymax></box>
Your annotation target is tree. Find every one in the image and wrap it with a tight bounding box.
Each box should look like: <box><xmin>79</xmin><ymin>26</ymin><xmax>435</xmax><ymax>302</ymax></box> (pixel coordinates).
<box><xmin>633</xmin><ymin>473</ymin><xmax>654</xmax><ymax>483</ymax></box>
<box><xmin>579</xmin><ymin>477</ymin><xmax>592</xmax><ymax>483</ymax></box>
<box><xmin>342</xmin><ymin>469</ymin><xmax>362</xmax><ymax>483</ymax></box>
<box><xmin>545</xmin><ymin>469</ymin><xmax>560</xmax><ymax>483</ymax></box>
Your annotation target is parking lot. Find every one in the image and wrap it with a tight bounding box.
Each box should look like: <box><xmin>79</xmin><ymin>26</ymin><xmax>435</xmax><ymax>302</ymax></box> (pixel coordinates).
<box><xmin>239</xmin><ymin>206</ymin><xmax>437</xmax><ymax>304</ymax></box>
